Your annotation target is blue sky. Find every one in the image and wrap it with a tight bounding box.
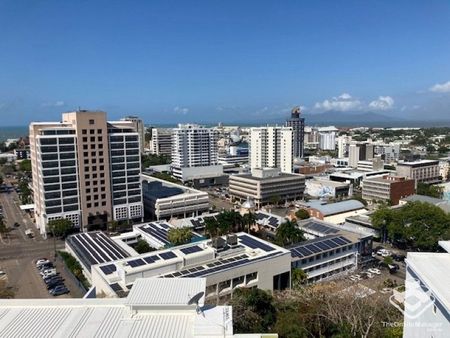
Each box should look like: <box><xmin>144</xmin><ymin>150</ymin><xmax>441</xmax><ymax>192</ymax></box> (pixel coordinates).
<box><xmin>1</xmin><ymin>0</ymin><xmax>450</xmax><ymax>125</ymax></box>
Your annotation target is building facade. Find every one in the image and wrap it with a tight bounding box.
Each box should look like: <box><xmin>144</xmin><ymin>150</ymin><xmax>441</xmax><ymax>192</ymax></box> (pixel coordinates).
<box><xmin>30</xmin><ymin>110</ymin><xmax>143</xmax><ymax>235</ymax></box>
<box><xmin>171</xmin><ymin>124</ymin><xmax>220</xmax><ymax>181</ymax></box>
<box><xmin>348</xmin><ymin>143</ymin><xmax>374</xmax><ymax>168</ymax></box>
<box><xmin>396</xmin><ymin>160</ymin><xmax>441</xmax><ymax>184</ymax></box>
<box><xmin>149</xmin><ymin>128</ymin><xmax>172</xmax><ymax>157</ymax></box>
<box><xmin>286</xmin><ymin>106</ymin><xmax>305</xmax><ymax>158</ymax></box>
<box><xmin>249</xmin><ymin>126</ymin><xmax>293</xmax><ymax>173</ymax></box>
<box><xmin>362</xmin><ymin>175</ymin><xmax>415</xmax><ymax>205</ymax></box>
<box><xmin>229</xmin><ymin>168</ymin><xmax>305</xmax><ymax>207</ymax></box>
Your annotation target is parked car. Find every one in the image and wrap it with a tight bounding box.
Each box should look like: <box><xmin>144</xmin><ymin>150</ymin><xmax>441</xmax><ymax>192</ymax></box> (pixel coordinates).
<box><xmin>13</xmin><ymin>222</ymin><xmax>20</xmax><ymax>227</ymax></box>
<box><xmin>36</xmin><ymin>259</ymin><xmax>49</xmax><ymax>268</ymax></box>
<box><xmin>392</xmin><ymin>254</ymin><xmax>405</xmax><ymax>262</ymax></box>
<box><xmin>44</xmin><ymin>276</ymin><xmax>64</xmax><ymax>284</ymax></box>
<box><xmin>47</xmin><ymin>280</ymin><xmax>65</xmax><ymax>290</ymax></box>
<box><xmin>388</xmin><ymin>264</ymin><xmax>400</xmax><ymax>274</ymax></box>
<box><xmin>50</xmin><ymin>285</ymin><xmax>69</xmax><ymax>296</ymax></box>
<box><xmin>38</xmin><ymin>264</ymin><xmax>54</xmax><ymax>272</ymax></box>
<box><xmin>368</xmin><ymin>268</ymin><xmax>381</xmax><ymax>275</ymax></box>
<box><xmin>41</xmin><ymin>270</ymin><xmax>58</xmax><ymax>279</ymax></box>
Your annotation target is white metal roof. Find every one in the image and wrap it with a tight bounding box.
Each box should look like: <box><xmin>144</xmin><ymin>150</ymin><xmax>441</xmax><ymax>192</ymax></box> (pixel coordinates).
<box><xmin>0</xmin><ymin>279</ymin><xmax>233</xmax><ymax>338</ymax></box>
<box><xmin>126</xmin><ymin>278</ymin><xmax>206</xmax><ymax>306</ymax></box>
<box><xmin>407</xmin><ymin>252</ymin><xmax>450</xmax><ymax>312</ymax></box>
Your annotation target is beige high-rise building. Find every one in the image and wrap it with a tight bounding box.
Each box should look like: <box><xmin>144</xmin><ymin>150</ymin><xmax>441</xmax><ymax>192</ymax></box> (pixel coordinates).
<box><xmin>30</xmin><ymin>110</ymin><xmax>143</xmax><ymax>235</ymax></box>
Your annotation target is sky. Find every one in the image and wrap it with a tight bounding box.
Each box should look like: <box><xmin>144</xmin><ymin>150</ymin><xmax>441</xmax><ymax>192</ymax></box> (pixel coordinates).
<box><xmin>1</xmin><ymin>0</ymin><xmax>450</xmax><ymax>125</ymax></box>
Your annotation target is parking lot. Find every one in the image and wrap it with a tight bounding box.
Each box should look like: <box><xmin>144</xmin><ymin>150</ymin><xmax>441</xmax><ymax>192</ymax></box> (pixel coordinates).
<box><xmin>0</xmin><ymin>189</ymin><xmax>84</xmax><ymax>299</ymax></box>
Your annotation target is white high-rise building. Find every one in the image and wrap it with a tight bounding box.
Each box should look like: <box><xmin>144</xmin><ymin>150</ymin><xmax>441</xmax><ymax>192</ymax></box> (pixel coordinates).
<box><xmin>29</xmin><ymin>110</ymin><xmax>143</xmax><ymax>235</ymax></box>
<box><xmin>171</xmin><ymin>124</ymin><xmax>220</xmax><ymax>181</ymax></box>
<box><xmin>318</xmin><ymin>126</ymin><xmax>337</xmax><ymax>151</ymax></box>
<box><xmin>249</xmin><ymin>126</ymin><xmax>293</xmax><ymax>173</ymax></box>
<box><xmin>337</xmin><ymin>135</ymin><xmax>350</xmax><ymax>158</ymax></box>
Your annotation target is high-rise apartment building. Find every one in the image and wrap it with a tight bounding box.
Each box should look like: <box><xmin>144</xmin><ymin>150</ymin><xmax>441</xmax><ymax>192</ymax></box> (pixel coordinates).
<box><xmin>318</xmin><ymin>126</ymin><xmax>337</xmax><ymax>151</ymax></box>
<box><xmin>249</xmin><ymin>126</ymin><xmax>293</xmax><ymax>173</ymax></box>
<box><xmin>286</xmin><ymin>106</ymin><xmax>305</xmax><ymax>158</ymax></box>
<box><xmin>171</xmin><ymin>124</ymin><xmax>219</xmax><ymax>181</ymax></box>
<box><xmin>30</xmin><ymin>110</ymin><xmax>143</xmax><ymax>235</ymax></box>
<box><xmin>149</xmin><ymin>128</ymin><xmax>172</xmax><ymax>157</ymax></box>
<box><xmin>348</xmin><ymin>142</ymin><xmax>374</xmax><ymax>168</ymax></box>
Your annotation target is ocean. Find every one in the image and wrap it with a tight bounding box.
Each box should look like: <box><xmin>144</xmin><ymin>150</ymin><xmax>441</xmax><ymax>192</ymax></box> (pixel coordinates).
<box><xmin>0</xmin><ymin>126</ymin><xmax>29</xmax><ymax>142</ymax></box>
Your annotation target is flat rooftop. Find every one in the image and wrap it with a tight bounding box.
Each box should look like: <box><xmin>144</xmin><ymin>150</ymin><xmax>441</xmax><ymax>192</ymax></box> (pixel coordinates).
<box><xmin>300</xmin><ymin>199</ymin><xmax>366</xmax><ymax>216</ymax></box>
<box><xmin>289</xmin><ymin>234</ymin><xmax>354</xmax><ymax>260</ymax></box>
<box><xmin>93</xmin><ymin>232</ymin><xmax>290</xmax><ymax>297</ymax></box>
<box><xmin>407</xmin><ymin>251</ymin><xmax>450</xmax><ymax>312</ymax></box>
<box><xmin>0</xmin><ymin>278</ymin><xmax>233</xmax><ymax>338</ymax></box>
<box><xmin>298</xmin><ymin>218</ymin><xmax>371</xmax><ymax>243</ymax></box>
<box><xmin>66</xmin><ymin>232</ymin><xmax>131</xmax><ymax>270</ymax></box>
<box><xmin>231</xmin><ymin>172</ymin><xmax>303</xmax><ymax>181</ymax></box>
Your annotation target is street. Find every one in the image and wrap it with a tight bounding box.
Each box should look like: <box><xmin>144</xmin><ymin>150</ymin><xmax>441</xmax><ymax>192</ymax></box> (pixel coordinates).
<box><xmin>0</xmin><ymin>190</ymin><xmax>83</xmax><ymax>298</ymax></box>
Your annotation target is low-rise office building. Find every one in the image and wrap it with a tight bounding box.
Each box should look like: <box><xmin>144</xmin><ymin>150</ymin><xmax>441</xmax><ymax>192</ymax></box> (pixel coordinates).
<box><xmin>229</xmin><ymin>168</ymin><xmax>305</xmax><ymax>208</ymax></box>
<box><xmin>141</xmin><ymin>173</ymin><xmax>210</xmax><ymax>220</ymax></box>
<box><xmin>362</xmin><ymin>175</ymin><xmax>415</xmax><ymax>205</ymax></box>
<box><xmin>90</xmin><ymin>232</ymin><xmax>292</xmax><ymax>301</ymax></box>
<box><xmin>298</xmin><ymin>199</ymin><xmax>367</xmax><ymax>224</ymax></box>
<box><xmin>396</xmin><ymin>160</ymin><xmax>441</xmax><ymax>184</ymax></box>
<box><xmin>290</xmin><ymin>219</ymin><xmax>373</xmax><ymax>283</ymax></box>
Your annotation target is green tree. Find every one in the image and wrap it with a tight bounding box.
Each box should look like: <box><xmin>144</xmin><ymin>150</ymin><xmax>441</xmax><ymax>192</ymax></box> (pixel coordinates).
<box><xmin>167</xmin><ymin>227</ymin><xmax>193</xmax><ymax>246</ymax></box>
<box><xmin>417</xmin><ymin>182</ymin><xmax>444</xmax><ymax>199</ymax></box>
<box><xmin>269</xmin><ymin>195</ymin><xmax>281</xmax><ymax>206</ymax></box>
<box><xmin>230</xmin><ymin>288</ymin><xmax>277</xmax><ymax>333</ymax></box>
<box><xmin>18</xmin><ymin>159</ymin><xmax>31</xmax><ymax>172</ymax></box>
<box><xmin>135</xmin><ymin>239</ymin><xmax>153</xmax><ymax>254</ymax></box>
<box><xmin>205</xmin><ymin>216</ymin><xmax>219</xmax><ymax>239</ymax></box>
<box><xmin>18</xmin><ymin>179</ymin><xmax>31</xmax><ymax>204</ymax></box>
<box><xmin>295</xmin><ymin>209</ymin><xmax>310</xmax><ymax>220</ymax></box>
<box><xmin>275</xmin><ymin>221</ymin><xmax>305</xmax><ymax>246</ymax></box>
<box><xmin>291</xmin><ymin>268</ymin><xmax>308</xmax><ymax>289</ymax></box>
<box><xmin>48</xmin><ymin>218</ymin><xmax>73</xmax><ymax>238</ymax></box>
<box><xmin>383</xmin><ymin>256</ymin><xmax>394</xmax><ymax>265</ymax></box>
<box><xmin>242</xmin><ymin>212</ymin><xmax>256</xmax><ymax>233</ymax></box>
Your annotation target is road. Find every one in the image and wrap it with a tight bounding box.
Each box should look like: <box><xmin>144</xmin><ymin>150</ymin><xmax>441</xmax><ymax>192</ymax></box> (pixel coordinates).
<box><xmin>0</xmin><ymin>190</ymin><xmax>82</xmax><ymax>298</ymax></box>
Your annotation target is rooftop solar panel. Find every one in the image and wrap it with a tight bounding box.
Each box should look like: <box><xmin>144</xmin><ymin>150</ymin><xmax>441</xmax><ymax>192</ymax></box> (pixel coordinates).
<box><xmin>238</xmin><ymin>234</ymin><xmax>275</xmax><ymax>252</ymax></box>
<box><xmin>100</xmin><ymin>264</ymin><xmax>117</xmax><ymax>275</ymax></box>
<box><xmin>128</xmin><ymin>259</ymin><xmax>146</xmax><ymax>268</ymax></box>
<box><xmin>160</xmin><ymin>251</ymin><xmax>177</xmax><ymax>260</ymax></box>
<box><xmin>180</xmin><ymin>245</ymin><xmax>203</xmax><ymax>255</ymax></box>
<box><xmin>110</xmin><ymin>283</ymin><xmax>123</xmax><ymax>292</ymax></box>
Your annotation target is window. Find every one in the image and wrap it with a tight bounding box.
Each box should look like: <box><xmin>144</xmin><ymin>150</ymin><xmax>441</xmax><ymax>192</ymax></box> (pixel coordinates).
<box><xmin>93</xmin><ymin>173</ymin><xmax>97</xmax><ymax>178</ymax></box>
<box><xmin>84</xmin><ymin>159</ymin><xmax>89</xmax><ymax>164</ymax></box>
<box><xmin>82</xmin><ymin>137</ymin><xmax>87</xmax><ymax>142</ymax></box>
<box><xmin>99</xmin><ymin>151</ymin><xmax>103</xmax><ymax>156</ymax></box>
<box><xmin>99</xmin><ymin>144</ymin><xmax>103</xmax><ymax>149</ymax></box>
<box><xmin>90</xmin><ymin>136</ymin><xmax>95</xmax><ymax>142</ymax></box>
<box><xmin>87</xmin><ymin>195</ymin><xmax>91</xmax><ymax>201</ymax></box>
<box><xmin>101</xmin><ymin>194</ymin><xmax>106</xmax><ymax>199</ymax></box>
<box><xmin>93</xmin><ymin>187</ymin><xmax>98</xmax><ymax>192</ymax></box>
<box><xmin>90</xmin><ymin>129</ymin><xmax>95</xmax><ymax>134</ymax></box>
<box><xmin>87</xmin><ymin>203</ymin><xmax>91</xmax><ymax>208</ymax></box>
<box><xmin>86</xmin><ymin>181</ymin><xmax>90</xmax><ymax>186</ymax></box>
<box><xmin>91</xmin><ymin>151</ymin><xmax>96</xmax><ymax>156</ymax></box>
<box><xmin>100</xmin><ymin>173</ymin><xmax>104</xmax><ymax>178</ymax></box>
<box><xmin>86</xmin><ymin>188</ymin><xmax>90</xmax><ymax>193</ymax></box>
<box><xmin>90</xmin><ymin>144</ymin><xmax>95</xmax><ymax>149</ymax></box>
<box><xmin>97</xmin><ymin>129</ymin><xmax>102</xmax><ymax>134</ymax></box>
<box><xmin>84</xmin><ymin>152</ymin><xmax>88</xmax><ymax>157</ymax></box>
<box><xmin>93</xmin><ymin>181</ymin><xmax>98</xmax><ymax>186</ymax></box>
<box><xmin>98</xmin><ymin>136</ymin><xmax>102</xmax><ymax>142</ymax></box>
<box><xmin>101</xmin><ymin>187</ymin><xmax>105</xmax><ymax>192</ymax></box>
<box><xmin>84</xmin><ymin>174</ymin><xmax>89</xmax><ymax>179</ymax></box>
<box><xmin>92</xmin><ymin>166</ymin><xmax>97</xmax><ymax>171</ymax></box>
<box><xmin>99</xmin><ymin>165</ymin><xmax>104</xmax><ymax>170</ymax></box>
<box><xmin>100</xmin><ymin>180</ymin><xmax>105</xmax><ymax>185</ymax></box>
<box><xmin>99</xmin><ymin>158</ymin><xmax>104</xmax><ymax>164</ymax></box>
<box><xmin>92</xmin><ymin>159</ymin><xmax>97</xmax><ymax>164</ymax></box>
<box><xmin>101</xmin><ymin>201</ymin><xmax>106</xmax><ymax>206</ymax></box>
<box><xmin>83</xmin><ymin>144</ymin><xmax>88</xmax><ymax>150</ymax></box>
<box><xmin>94</xmin><ymin>195</ymin><xmax>99</xmax><ymax>200</ymax></box>
<box><xmin>82</xmin><ymin>129</ymin><xmax>87</xmax><ymax>135</ymax></box>
<box><xmin>84</xmin><ymin>166</ymin><xmax>89</xmax><ymax>172</ymax></box>
<box><xmin>89</xmin><ymin>119</ymin><xmax>94</xmax><ymax>125</ymax></box>
<box><xmin>94</xmin><ymin>202</ymin><xmax>99</xmax><ymax>207</ymax></box>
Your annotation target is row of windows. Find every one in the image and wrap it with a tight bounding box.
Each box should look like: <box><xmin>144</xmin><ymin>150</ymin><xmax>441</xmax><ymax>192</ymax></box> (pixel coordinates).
<box><xmin>83</xmin><ymin>151</ymin><xmax>104</xmax><ymax>157</ymax></box>
<box><xmin>297</xmin><ymin>244</ymin><xmax>356</xmax><ymax>265</ymax></box>
<box><xmin>82</xmin><ymin>136</ymin><xmax>103</xmax><ymax>143</ymax></box>
<box><xmin>112</xmin><ymin>176</ymin><xmax>139</xmax><ymax>185</ymax></box>
<box><xmin>46</xmin><ymin>204</ymin><xmax>78</xmax><ymax>214</ymax></box>
<box><xmin>87</xmin><ymin>201</ymin><xmax>107</xmax><ymax>208</ymax></box>
<box><xmin>40</xmin><ymin>145</ymin><xmax>75</xmax><ymax>153</ymax></box>
<box><xmin>82</xmin><ymin>129</ymin><xmax>102</xmax><ymax>135</ymax></box>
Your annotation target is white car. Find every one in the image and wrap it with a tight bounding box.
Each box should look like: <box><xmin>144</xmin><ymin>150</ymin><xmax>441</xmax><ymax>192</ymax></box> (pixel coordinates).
<box><xmin>36</xmin><ymin>259</ymin><xmax>50</xmax><ymax>268</ymax></box>
<box><xmin>42</xmin><ymin>271</ymin><xmax>57</xmax><ymax>279</ymax></box>
<box><xmin>381</xmin><ymin>251</ymin><xmax>391</xmax><ymax>257</ymax></box>
<box><xmin>368</xmin><ymin>268</ymin><xmax>381</xmax><ymax>275</ymax></box>
<box><xmin>40</xmin><ymin>269</ymin><xmax>56</xmax><ymax>277</ymax></box>
<box><xmin>0</xmin><ymin>271</ymin><xmax>6</xmax><ymax>277</ymax></box>
<box><xmin>365</xmin><ymin>272</ymin><xmax>374</xmax><ymax>278</ymax></box>
<box><xmin>349</xmin><ymin>276</ymin><xmax>358</xmax><ymax>282</ymax></box>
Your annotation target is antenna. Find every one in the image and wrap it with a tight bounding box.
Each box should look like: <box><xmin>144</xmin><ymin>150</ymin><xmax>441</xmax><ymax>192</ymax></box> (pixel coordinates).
<box><xmin>187</xmin><ymin>291</ymin><xmax>205</xmax><ymax>315</ymax></box>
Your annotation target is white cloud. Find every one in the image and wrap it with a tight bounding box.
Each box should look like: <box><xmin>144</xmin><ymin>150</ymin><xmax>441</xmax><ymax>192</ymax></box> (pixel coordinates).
<box><xmin>429</xmin><ymin>81</ymin><xmax>450</xmax><ymax>93</ymax></box>
<box><xmin>42</xmin><ymin>100</ymin><xmax>65</xmax><ymax>107</ymax></box>
<box><xmin>314</xmin><ymin>93</ymin><xmax>361</xmax><ymax>111</ymax></box>
<box><xmin>173</xmin><ymin>106</ymin><xmax>189</xmax><ymax>115</ymax></box>
<box><xmin>368</xmin><ymin>96</ymin><xmax>394</xmax><ymax>110</ymax></box>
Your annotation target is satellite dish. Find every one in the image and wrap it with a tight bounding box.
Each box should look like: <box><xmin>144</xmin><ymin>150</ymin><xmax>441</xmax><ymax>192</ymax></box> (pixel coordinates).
<box><xmin>188</xmin><ymin>291</ymin><xmax>205</xmax><ymax>306</ymax></box>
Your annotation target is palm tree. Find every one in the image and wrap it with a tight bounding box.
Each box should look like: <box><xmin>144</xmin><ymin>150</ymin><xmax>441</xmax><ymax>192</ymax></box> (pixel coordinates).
<box><xmin>242</xmin><ymin>212</ymin><xmax>256</xmax><ymax>233</ymax></box>
<box><xmin>275</xmin><ymin>220</ymin><xmax>305</xmax><ymax>246</ymax></box>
